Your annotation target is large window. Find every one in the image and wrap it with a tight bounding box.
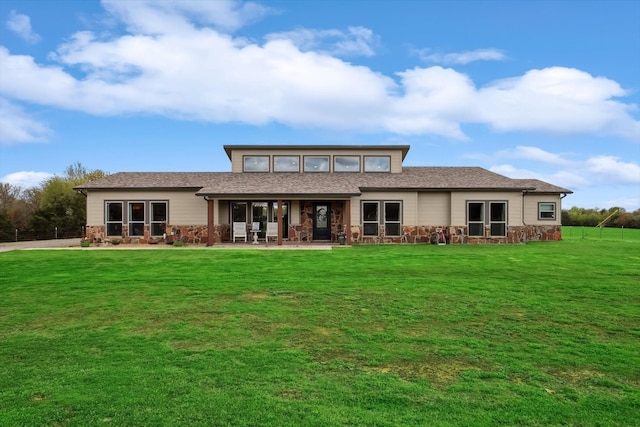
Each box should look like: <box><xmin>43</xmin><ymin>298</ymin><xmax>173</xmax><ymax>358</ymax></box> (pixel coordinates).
<box><xmin>304</xmin><ymin>156</ymin><xmax>330</xmax><ymax>172</ymax></box>
<box><xmin>362</xmin><ymin>202</ymin><xmax>379</xmax><ymax>236</ymax></box>
<box><xmin>274</xmin><ymin>156</ymin><xmax>300</xmax><ymax>172</ymax></box>
<box><xmin>334</xmin><ymin>156</ymin><xmax>360</xmax><ymax>172</ymax></box>
<box><xmin>243</xmin><ymin>156</ymin><xmax>270</xmax><ymax>172</ymax></box>
<box><xmin>384</xmin><ymin>202</ymin><xmax>401</xmax><ymax>236</ymax></box>
<box><xmin>106</xmin><ymin>202</ymin><xmax>123</xmax><ymax>236</ymax></box>
<box><xmin>467</xmin><ymin>201</ymin><xmax>507</xmax><ymax>237</ymax></box>
<box><xmin>231</xmin><ymin>202</ymin><xmax>247</xmax><ymax>222</ymax></box>
<box><xmin>490</xmin><ymin>202</ymin><xmax>507</xmax><ymax>237</ymax></box>
<box><xmin>538</xmin><ymin>202</ymin><xmax>556</xmax><ymax>220</ymax></box>
<box><xmin>362</xmin><ymin>201</ymin><xmax>402</xmax><ymax>237</ymax></box>
<box><xmin>364</xmin><ymin>156</ymin><xmax>390</xmax><ymax>172</ymax></box>
<box><xmin>129</xmin><ymin>202</ymin><xmax>145</xmax><ymax>237</ymax></box>
<box><xmin>150</xmin><ymin>202</ymin><xmax>167</xmax><ymax>236</ymax></box>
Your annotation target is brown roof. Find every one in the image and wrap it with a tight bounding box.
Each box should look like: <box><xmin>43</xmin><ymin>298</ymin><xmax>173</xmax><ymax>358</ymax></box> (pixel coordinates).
<box><xmin>223</xmin><ymin>144</ymin><xmax>411</xmax><ymax>160</ymax></box>
<box><xmin>75</xmin><ymin>168</ymin><xmax>571</xmax><ymax>196</ymax></box>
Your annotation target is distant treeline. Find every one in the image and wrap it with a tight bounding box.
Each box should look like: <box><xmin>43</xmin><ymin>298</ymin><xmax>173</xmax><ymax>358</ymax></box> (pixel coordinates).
<box><xmin>561</xmin><ymin>207</ymin><xmax>640</xmax><ymax>228</ymax></box>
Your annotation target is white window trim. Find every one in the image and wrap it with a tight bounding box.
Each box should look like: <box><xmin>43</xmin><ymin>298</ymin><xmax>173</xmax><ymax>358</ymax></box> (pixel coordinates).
<box><xmin>538</xmin><ymin>202</ymin><xmax>556</xmax><ymax>220</ymax></box>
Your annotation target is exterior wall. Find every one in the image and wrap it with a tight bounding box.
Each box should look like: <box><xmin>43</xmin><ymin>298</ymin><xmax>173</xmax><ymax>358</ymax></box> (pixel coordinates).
<box><xmin>230</xmin><ymin>148</ymin><xmax>404</xmax><ymax>173</ymax></box>
<box><xmin>523</xmin><ymin>193</ymin><xmax>563</xmax><ymax>225</ymax></box>
<box><xmin>417</xmin><ymin>192</ymin><xmax>450</xmax><ymax>225</ymax></box>
<box><xmin>450</xmin><ymin>191</ymin><xmax>523</xmax><ymax>226</ymax></box>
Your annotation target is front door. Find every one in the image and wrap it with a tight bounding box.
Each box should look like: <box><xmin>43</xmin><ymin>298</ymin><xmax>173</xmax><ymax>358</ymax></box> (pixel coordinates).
<box><xmin>313</xmin><ymin>203</ymin><xmax>331</xmax><ymax>241</ymax></box>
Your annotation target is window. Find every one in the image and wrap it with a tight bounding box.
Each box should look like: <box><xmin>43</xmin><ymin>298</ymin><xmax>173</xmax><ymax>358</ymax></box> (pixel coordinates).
<box><xmin>274</xmin><ymin>156</ymin><xmax>300</xmax><ymax>172</ymax></box>
<box><xmin>129</xmin><ymin>202</ymin><xmax>145</xmax><ymax>237</ymax></box>
<box><xmin>364</xmin><ymin>156</ymin><xmax>390</xmax><ymax>172</ymax></box>
<box><xmin>490</xmin><ymin>202</ymin><xmax>507</xmax><ymax>237</ymax></box>
<box><xmin>243</xmin><ymin>156</ymin><xmax>269</xmax><ymax>172</ymax></box>
<box><xmin>384</xmin><ymin>202</ymin><xmax>401</xmax><ymax>236</ymax></box>
<box><xmin>362</xmin><ymin>202</ymin><xmax>379</xmax><ymax>236</ymax></box>
<box><xmin>304</xmin><ymin>156</ymin><xmax>329</xmax><ymax>172</ymax></box>
<box><xmin>467</xmin><ymin>202</ymin><xmax>484</xmax><ymax>237</ymax></box>
<box><xmin>334</xmin><ymin>156</ymin><xmax>360</xmax><ymax>172</ymax></box>
<box><xmin>106</xmin><ymin>202</ymin><xmax>123</xmax><ymax>236</ymax></box>
<box><xmin>539</xmin><ymin>202</ymin><xmax>556</xmax><ymax>220</ymax></box>
<box><xmin>231</xmin><ymin>202</ymin><xmax>247</xmax><ymax>222</ymax></box>
<box><xmin>150</xmin><ymin>202</ymin><xmax>167</xmax><ymax>236</ymax></box>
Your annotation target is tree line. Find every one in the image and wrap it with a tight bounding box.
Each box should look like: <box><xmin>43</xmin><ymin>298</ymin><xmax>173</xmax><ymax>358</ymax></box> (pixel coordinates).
<box><xmin>0</xmin><ymin>163</ymin><xmax>107</xmax><ymax>242</ymax></box>
<box><xmin>1</xmin><ymin>164</ymin><xmax>639</xmax><ymax>243</ymax></box>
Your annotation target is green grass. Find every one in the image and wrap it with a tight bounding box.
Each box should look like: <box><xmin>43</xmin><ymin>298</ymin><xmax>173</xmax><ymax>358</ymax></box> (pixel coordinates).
<box><xmin>1</xmin><ymin>240</ymin><xmax>639</xmax><ymax>426</ymax></box>
<box><xmin>563</xmin><ymin>225</ymin><xmax>640</xmax><ymax>242</ymax></box>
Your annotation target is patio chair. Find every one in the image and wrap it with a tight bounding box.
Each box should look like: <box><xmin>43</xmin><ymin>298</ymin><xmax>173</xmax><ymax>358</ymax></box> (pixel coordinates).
<box><xmin>232</xmin><ymin>222</ymin><xmax>247</xmax><ymax>243</ymax></box>
<box><xmin>265</xmin><ymin>222</ymin><xmax>278</xmax><ymax>243</ymax></box>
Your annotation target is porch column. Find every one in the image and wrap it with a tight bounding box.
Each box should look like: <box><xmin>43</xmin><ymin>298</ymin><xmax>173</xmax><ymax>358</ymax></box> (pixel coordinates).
<box><xmin>277</xmin><ymin>199</ymin><xmax>283</xmax><ymax>246</ymax></box>
<box><xmin>345</xmin><ymin>199</ymin><xmax>352</xmax><ymax>245</ymax></box>
<box><xmin>207</xmin><ymin>198</ymin><xmax>215</xmax><ymax>246</ymax></box>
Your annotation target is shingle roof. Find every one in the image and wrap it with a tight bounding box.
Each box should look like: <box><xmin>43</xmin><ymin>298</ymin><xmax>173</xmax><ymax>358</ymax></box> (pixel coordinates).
<box><xmin>75</xmin><ymin>168</ymin><xmax>572</xmax><ymax>196</ymax></box>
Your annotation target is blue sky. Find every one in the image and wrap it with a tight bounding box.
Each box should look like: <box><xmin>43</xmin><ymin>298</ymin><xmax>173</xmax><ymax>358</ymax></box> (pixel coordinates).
<box><xmin>1</xmin><ymin>0</ymin><xmax>638</xmax><ymax>210</ymax></box>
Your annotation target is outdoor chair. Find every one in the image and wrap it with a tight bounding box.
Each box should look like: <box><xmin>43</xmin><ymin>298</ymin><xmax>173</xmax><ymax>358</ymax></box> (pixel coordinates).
<box><xmin>265</xmin><ymin>222</ymin><xmax>278</xmax><ymax>243</ymax></box>
<box><xmin>232</xmin><ymin>222</ymin><xmax>247</xmax><ymax>243</ymax></box>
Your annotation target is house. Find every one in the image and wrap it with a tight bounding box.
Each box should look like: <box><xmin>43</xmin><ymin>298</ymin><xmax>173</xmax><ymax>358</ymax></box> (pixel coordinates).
<box><xmin>74</xmin><ymin>144</ymin><xmax>572</xmax><ymax>245</ymax></box>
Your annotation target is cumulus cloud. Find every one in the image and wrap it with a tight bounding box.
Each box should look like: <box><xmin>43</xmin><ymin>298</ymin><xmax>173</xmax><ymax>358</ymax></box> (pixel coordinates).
<box><xmin>0</xmin><ymin>2</ymin><xmax>637</xmax><ymax>141</ymax></box>
<box><xmin>0</xmin><ymin>98</ymin><xmax>52</xmax><ymax>145</ymax></box>
<box><xmin>417</xmin><ymin>48</ymin><xmax>506</xmax><ymax>65</ymax></box>
<box><xmin>584</xmin><ymin>155</ymin><xmax>640</xmax><ymax>184</ymax></box>
<box><xmin>0</xmin><ymin>171</ymin><xmax>54</xmax><ymax>188</ymax></box>
<box><xmin>496</xmin><ymin>146</ymin><xmax>571</xmax><ymax>166</ymax></box>
<box><xmin>266</xmin><ymin>26</ymin><xmax>380</xmax><ymax>57</ymax></box>
<box><xmin>6</xmin><ymin>10</ymin><xmax>41</xmax><ymax>44</ymax></box>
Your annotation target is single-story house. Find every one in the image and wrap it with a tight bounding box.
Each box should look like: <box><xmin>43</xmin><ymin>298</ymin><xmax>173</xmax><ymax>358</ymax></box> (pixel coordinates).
<box><xmin>75</xmin><ymin>144</ymin><xmax>572</xmax><ymax>245</ymax></box>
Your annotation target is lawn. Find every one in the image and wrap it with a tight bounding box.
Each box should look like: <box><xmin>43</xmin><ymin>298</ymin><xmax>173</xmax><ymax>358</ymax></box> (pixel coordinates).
<box><xmin>1</xmin><ymin>239</ymin><xmax>639</xmax><ymax>426</ymax></box>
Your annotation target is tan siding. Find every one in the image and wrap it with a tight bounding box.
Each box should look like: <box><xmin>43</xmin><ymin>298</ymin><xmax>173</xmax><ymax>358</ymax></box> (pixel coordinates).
<box><xmin>451</xmin><ymin>191</ymin><xmax>523</xmax><ymax>225</ymax></box>
<box><xmin>354</xmin><ymin>191</ymin><xmax>417</xmax><ymax>225</ymax></box>
<box><xmin>523</xmin><ymin>194</ymin><xmax>562</xmax><ymax>225</ymax></box>
<box><xmin>217</xmin><ymin>199</ymin><xmax>229</xmax><ymax>224</ymax></box>
<box><xmin>230</xmin><ymin>148</ymin><xmax>405</xmax><ymax>173</ymax></box>
<box><xmin>86</xmin><ymin>190</ymin><xmax>207</xmax><ymax>225</ymax></box>
<box><xmin>417</xmin><ymin>192</ymin><xmax>450</xmax><ymax>224</ymax></box>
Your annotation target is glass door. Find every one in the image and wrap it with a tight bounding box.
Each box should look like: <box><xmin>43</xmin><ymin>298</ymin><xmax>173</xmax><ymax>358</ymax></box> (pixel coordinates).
<box><xmin>313</xmin><ymin>203</ymin><xmax>331</xmax><ymax>241</ymax></box>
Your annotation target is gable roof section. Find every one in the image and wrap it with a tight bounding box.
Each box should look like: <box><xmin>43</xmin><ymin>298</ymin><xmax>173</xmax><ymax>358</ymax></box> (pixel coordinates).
<box><xmin>75</xmin><ymin>168</ymin><xmax>570</xmax><ymax>196</ymax></box>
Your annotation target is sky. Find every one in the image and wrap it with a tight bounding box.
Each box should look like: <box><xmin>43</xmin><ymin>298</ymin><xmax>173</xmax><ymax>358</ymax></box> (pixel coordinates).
<box><xmin>0</xmin><ymin>0</ymin><xmax>639</xmax><ymax>210</ymax></box>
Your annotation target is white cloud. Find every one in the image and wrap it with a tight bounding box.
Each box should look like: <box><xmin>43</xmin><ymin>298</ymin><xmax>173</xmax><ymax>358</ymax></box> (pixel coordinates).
<box><xmin>0</xmin><ymin>3</ymin><xmax>637</xmax><ymax>141</ymax></box>
<box><xmin>266</xmin><ymin>26</ymin><xmax>380</xmax><ymax>57</ymax></box>
<box><xmin>0</xmin><ymin>171</ymin><xmax>53</xmax><ymax>188</ymax></box>
<box><xmin>496</xmin><ymin>146</ymin><xmax>571</xmax><ymax>166</ymax></box>
<box><xmin>417</xmin><ymin>48</ymin><xmax>506</xmax><ymax>65</ymax></box>
<box><xmin>584</xmin><ymin>155</ymin><xmax>640</xmax><ymax>184</ymax></box>
<box><xmin>0</xmin><ymin>98</ymin><xmax>52</xmax><ymax>145</ymax></box>
<box><xmin>6</xmin><ymin>10</ymin><xmax>41</xmax><ymax>44</ymax></box>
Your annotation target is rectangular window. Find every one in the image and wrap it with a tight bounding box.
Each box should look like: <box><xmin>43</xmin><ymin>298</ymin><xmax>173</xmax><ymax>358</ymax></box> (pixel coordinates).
<box><xmin>129</xmin><ymin>202</ymin><xmax>145</xmax><ymax>237</ymax></box>
<box><xmin>150</xmin><ymin>202</ymin><xmax>167</xmax><ymax>236</ymax></box>
<box><xmin>384</xmin><ymin>202</ymin><xmax>401</xmax><ymax>236</ymax></box>
<box><xmin>334</xmin><ymin>156</ymin><xmax>360</xmax><ymax>172</ymax></box>
<box><xmin>243</xmin><ymin>156</ymin><xmax>270</xmax><ymax>172</ymax></box>
<box><xmin>467</xmin><ymin>202</ymin><xmax>484</xmax><ymax>237</ymax></box>
<box><xmin>364</xmin><ymin>156</ymin><xmax>390</xmax><ymax>172</ymax></box>
<box><xmin>304</xmin><ymin>156</ymin><xmax>330</xmax><ymax>172</ymax></box>
<box><xmin>273</xmin><ymin>156</ymin><xmax>300</xmax><ymax>172</ymax></box>
<box><xmin>106</xmin><ymin>202</ymin><xmax>123</xmax><ymax>236</ymax></box>
<box><xmin>231</xmin><ymin>202</ymin><xmax>247</xmax><ymax>222</ymax></box>
<box><xmin>362</xmin><ymin>202</ymin><xmax>379</xmax><ymax>236</ymax></box>
<box><xmin>490</xmin><ymin>202</ymin><xmax>507</xmax><ymax>237</ymax></box>
<box><xmin>539</xmin><ymin>202</ymin><xmax>556</xmax><ymax>220</ymax></box>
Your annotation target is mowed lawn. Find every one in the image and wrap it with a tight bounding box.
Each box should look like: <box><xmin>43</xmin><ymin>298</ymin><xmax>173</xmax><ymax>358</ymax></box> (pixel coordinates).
<box><xmin>1</xmin><ymin>236</ymin><xmax>639</xmax><ymax>426</ymax></box>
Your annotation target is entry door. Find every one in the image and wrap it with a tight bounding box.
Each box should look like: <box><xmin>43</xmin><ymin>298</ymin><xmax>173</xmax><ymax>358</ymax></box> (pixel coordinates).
<box><xmin>313</xmin><ymin>203</ymin><xmax>331</xmax><ymax>241</ymax></box>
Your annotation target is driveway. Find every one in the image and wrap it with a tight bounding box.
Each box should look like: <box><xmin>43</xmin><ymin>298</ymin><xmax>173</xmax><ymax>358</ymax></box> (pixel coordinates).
<box><xmin>0</xmin><ymin>238</ymin><xmax>81</xmax><ymax>253</ymax></box>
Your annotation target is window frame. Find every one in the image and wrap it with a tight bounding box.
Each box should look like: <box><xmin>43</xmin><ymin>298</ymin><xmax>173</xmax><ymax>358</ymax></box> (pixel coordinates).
<box><xmin>363</xmin><ymin>156</ymin><xmax>391</xmax><ymax>173</ymax></box>
<box><xmin>362</xmin><ymin>201</ymin><xmax>380</xmax><ymax>236</ymax></box>
<box><xmin>231</xmin><ymin>202</ymin><xmax>248</xmax><ymax>222</ymax></box>
<box><xmin>303</xmin><ymin>155</ymin><xmax>330</xmax><ymax>172</ymax></box>
<box><xmin>128</xmin><ymin>201</ymin><xmax>145</xmax><ymax>237</ymax></box>
<box><xmin>538</xmin><ymin>202</ymin><xmax>556</xmax><ymax>220</ymax></box>
<box><xmin>273</xmin><ymin>155</ymin><xmax>300</xmax><ymax>172</ymax></box>
<box><xmin>243</xmin><ymin>155</ymin><xmax>270</xmax><ymax>172</ymax></box>
<box><xmin>489</xmin><ymin>201</ymin><xmax>507</xmax><ymax>237</ymax></box>
<box><xmin>334</xmin><ymin>156</ymin><xmax>361</xmax><ymax>172</ymax></box>
<box><xmin>467</xmin><ymin>201</ymin><xmax>485</xmax><ymax>237</ymax></box>
<box><xmin>150</xmin><ymin>201</ymin><xmax>168</xmax><ymax>237</ymax></box>
<box><xmin>105</xmin><ymin>201</ymin><xmax>123</xmax><ymax>237</ymax></box>
<box><xmin>383</xmin><ymin>201</ymin><xmax>402</xmax><ymax>236</ymax></box>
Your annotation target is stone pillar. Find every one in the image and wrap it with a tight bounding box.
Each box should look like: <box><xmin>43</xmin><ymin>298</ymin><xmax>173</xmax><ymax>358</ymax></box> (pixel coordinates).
<box><xmin>277</xmin><ymin>199</ymin><xmax>283</xmax><ymax>246</ymax></box>
<box><xmin>345</xmin><ymin>199</ymin><xmax>352</xmax><ymax>245</ymax></box>
<box><xmin>207</xmin><ymin>198</ymin><xmax>215</xmax><ymax>246</ymax></box>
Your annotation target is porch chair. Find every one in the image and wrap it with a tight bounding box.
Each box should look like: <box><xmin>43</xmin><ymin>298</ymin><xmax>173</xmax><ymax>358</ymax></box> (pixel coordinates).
<box><xmin>265</xmin><ymin>222</ymin><xmax>278</xmax><ymax>244</ymax></box>
<box><xmin>232</xmin><ymin>222</ymin><xmax>247</xmax><ymax>243</ymax></box>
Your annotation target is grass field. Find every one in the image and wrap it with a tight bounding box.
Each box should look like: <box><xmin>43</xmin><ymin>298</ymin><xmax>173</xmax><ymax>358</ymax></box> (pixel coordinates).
<box><xmin>1</xmin><ymin>237</ymin><xmax>639</xmax><ymax>426</ymax></box>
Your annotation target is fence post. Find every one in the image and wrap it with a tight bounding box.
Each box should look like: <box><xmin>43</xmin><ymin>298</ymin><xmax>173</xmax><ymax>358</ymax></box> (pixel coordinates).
<box><xmin>55</xmin><ymin>226</ymin><xmax>58</xmax><ymax>239</ymax></box>
<box><xmin>622</xmin><ymin>226</ymin><xmax>624</xmax><ymax>240</ymax></box>
<box><xmin>15</xmin><ymin>229</ymin><xmax>17</xmax><ymax>242</ymax></box>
